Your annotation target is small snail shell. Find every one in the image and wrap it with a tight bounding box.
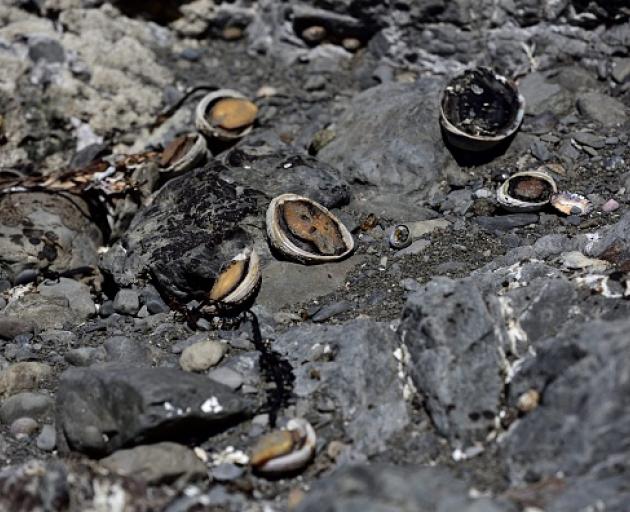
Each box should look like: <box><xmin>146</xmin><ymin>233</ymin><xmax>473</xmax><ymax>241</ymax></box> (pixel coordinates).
<box><xmin>251</xmin><ymin>418</ymin><xmax>316</xmax><ymax>475</ymax></box>
<box><xmin>159</xmin><ymin>133</ymin><xmax>207</xmax><ymax>174</ymax></box>
<box><xmin>497</xmin><ymin>170</ymin><xmax>557</xmax><ymax>212</ymax></box>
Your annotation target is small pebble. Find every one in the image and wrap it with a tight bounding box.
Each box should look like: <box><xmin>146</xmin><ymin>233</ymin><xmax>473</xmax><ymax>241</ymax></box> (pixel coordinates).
<box><xmin>11</xmin><ymin>417</ymin><xmax>39</xmax><ymax>439</ymax></box>
<box><xmin>208</xmin><ymin>367</ymin><xmax>244</xmax><ymax>390</ymax></box>
<box><xmin>212</xmin><ymin>463</ymin><xmax>244</xmax><ymax>482</ymax></box>
<box><xmin>180</xmin><ymin>340</ymin><xmax>226</xmax><ymax>372</ymax></box>
<box><xmin>602</xmin><ymin>198</ymin><xmax>620</xmax><ymax>213</ymax></box>
<box><xmin>36</xmin><ymin>424</ymin><xmax>56</xmax><ymax>451</ymax></box>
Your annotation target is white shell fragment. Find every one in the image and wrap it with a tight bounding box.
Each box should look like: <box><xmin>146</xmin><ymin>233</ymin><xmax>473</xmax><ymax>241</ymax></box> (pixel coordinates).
<box><xmin>266</xmin><ymin>193</ymin><xmax>354</xmax><ymax>264</ymax></box>
<box><xmin>497</xmin><ymin>170</ymin><xmax>557</xmax><ymax>212</ymax></box>
<box><xmin>550</xmin><ymin>191</ymin><xmax>592</xmax><ymax>216</ymax></box>
<box><xmin>195</xmin><ymin>89</ymin><xmax>257</xmax><ymax>141</ymax></box>
<box><xmin>251</xmin><ymin>418</ymin><xmax>316</xmax><ymax>475</ymax></box>
<box><xmin>201</xmin><ymin>247</ymin><xmax>261</xmax><ymax>315</ymax></box>
<box><xmin>159</xmin><ymin>132</ymin><xmax>207</xmax><ymax>174</ymax></box>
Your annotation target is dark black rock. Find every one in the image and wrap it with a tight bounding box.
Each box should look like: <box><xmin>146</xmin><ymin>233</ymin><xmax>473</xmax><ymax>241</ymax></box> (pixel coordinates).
<box><xmin>28</xmin><ymin>37</ymin><xmax>65</xmax><ymax>63</ymax></box>
<box><xmin>101</xmin><ymin>169</ymin><xmax>257</xmax><ymax>300</ymax></box>
<box><xmin>56</xmin><ymin>365</ymin><xmax>253</xmax><ymax>457</ymax></box>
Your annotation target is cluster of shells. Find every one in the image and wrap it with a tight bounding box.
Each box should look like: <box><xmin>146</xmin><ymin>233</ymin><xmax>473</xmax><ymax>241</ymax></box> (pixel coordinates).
<box><xmin>496</xmin><ymin>168</ymin><xmax>592</xmax><ymax>215</ymax></box>
<box><xmin>159</xmin><ymin>89</ymin><xmax>259</xmax><ymax>175</ymax></box>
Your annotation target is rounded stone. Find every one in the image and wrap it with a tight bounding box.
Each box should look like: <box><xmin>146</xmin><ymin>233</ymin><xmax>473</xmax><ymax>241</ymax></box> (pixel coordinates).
<box><xmin>179</xmin><ymin>341</ymin><xmax>227</xmax><ymax>372</ymax></box>
<box><xmin>0</xmin><ymin>392</ymin><xmax>53</xmax><ymax>424</ymax></box>
<box><xmin>10</xmin><ymin>417</ymin><xmax>39</xmax><ymax>438</ymax></box>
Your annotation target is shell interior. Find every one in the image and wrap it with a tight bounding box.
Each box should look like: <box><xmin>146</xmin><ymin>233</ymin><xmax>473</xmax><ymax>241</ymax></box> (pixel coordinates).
<box><xmin>279</xmin><ymin>200</ymin><xmax>347</xmax><ymax>256</ymax></box>
<box><xmin>390</xmin><ymin>225</ymin><xmax>411</xmax><ymax>248</ymax></box>
<box><xmin>250</xmin><ymin>429</ymin><xmax>302</xmax><ymax>467</ymax></box>
<box><xmin>209</xmin><ymin>257</ymin><xmax>247</xmax><ymax>302</ymax></box>
<box><xmin>160</xmin><ymin>135</ymin><xmax>196</xmax><ymax>168</ymax></box>
<box><xmin>442</xmin><ymin>68</ymin><xmax>520</xmax><ymax>138</ymax></box>
<box><xmin>507</xmin><ymin>175</ymin><xmax>554</xmax><ymax>203</ymax></box>
<box><xmin>209</xmin><ymin>98</ymin><xmax>258</xmax><ymax>131</ymax></box>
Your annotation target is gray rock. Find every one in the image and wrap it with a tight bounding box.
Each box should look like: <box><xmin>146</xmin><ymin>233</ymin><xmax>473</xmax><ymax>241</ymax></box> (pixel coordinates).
<box><xmin>36</xmin><ymin>424</ymin><xmax>57</xmax><ymax>451</ymax></box>
<box><xmin>577</xmin><ymin>92</ymin><xmax>628</xmax><ymax>127</ymax></box>
<box><xmin>319</xmin><ymin>80</ymin><xmax>452</xmax><ymax>218</ymax></box>
<box><xmin>399</xmin><ymin>277</ymin><xmax>503</xmax><ymax>445</ymax></box>
<box><xmin>394</xmin><ymin>239</ymin><xmax>431</xmax><ymax>258</ymax></box>
<box><xmin>3</xmin><ymin>294</ymin><xmax>78</xmax><ymax>331</ymax></box>
<box><xmin>296</xmin><ymin>464</ymin><xmax>509</xmax><ymax>512</ymax></box>
<box><xmin>311</xmin><ymin>301</ymin><xmax>353</xmax><ymax>322</ymax></box>
<box><xmin>0</xmin><ymin>193</ymin><xmax>102</xmax><ymax>283</ymax></box>
<box><xmin>140</xmin><ymin>286</ymin><xmax>170</xmax><ymax>314</ymax></box>
<box><xmin>207</xmin><ymin>367</ymin><xmax>244</xmax><ymax>390</ymax></box>
<box><xmin>475</xmin><ymin>214</ymin><xmax>539</xmax><ymax>233</ymax></box>
<box><xmin>519</xmin><ymin>72</ymin><xmax>572</xmax><ymax>116</ymax></box>
<box><xmin>28</xmin><ymin>36</ymin><xmax>65</xmax><ymax>63</ymax></box>
<box><xmin>257</xmin><ymin>256</ymin><xmax>363</xmax><ymax>313</ymax></box>
<box><xmin>504</xmin><ymin>318</ymin><xmax>630</xmax><ymax>511</ymax></box>
<box><xmin>611</xmin><ymin>57</ymin><xmax>630</xmax><ymax>84</ymax></box>
<box><xmin>0</xmin><ymin>318</ymin><xmax>35</xmax><ymax>341</ymax></box>
<box><xmin>571</xmin><ymin>131</ymin><xmax>606</xmax><ymax>149</ymax></box>
<box><xmin>0</xmin><ymin>362</ymin><xmax>53</xmax><ymax>397</ymax></box>
<box><xmin>10</xmin><ymin>417</ymin><xmax>39</xmax><ymax>438</ymax></box>
<box><xmin>0</xmin><ymin>392</ymin><xmax>53</xmax><ymax>424</ymax></box>
<box><xmin>99</xmin><ymin>442</ymin><xmax>207</xmax><ymax>485</ymax></box>
<box><xmin>274</xmin><ymin>321</ymin><xmax>409</xmax><ymax>456</ymax></box>
<box><xmin>38</xmin><ymin>278</ymin><xmax>96</xmax><ymax>318</ymax></box>
<box><xmin>212</xmin><ymin>463</ymin><xmax>243</xmax><ymax>482</ymax></box>
<box><xmin>39</xmin><ymin>330</ymin><xmax>77</xmax><ymax>348</ymax></box>
<box><xmin>221</xmin><ymin>149</ymin><xmax>350</xmax><ymax>209</ymax></box>
<box><xmin>104</xmin><ymin>336</ymin><xmax>151</xmax><ymax>365</ymax></box>
<box><xmin>113</xmin><ymin>289</ymin><xmax>140</xmax><ymax>316</ymax></box>
<box><xmin>179</xmin><ymin>340</ymin><xmax>226</xmax><ymax>372</ymax></box>
<box><xmin>440</xmin><ymin>189</ymin><xmax>473</xmax><ymax>215</ymax></box>
<box><xmin>64</xmin><ymin>346</ymin><xmax>106</xmax><ymax>367</ymax></box>
<box><xmin>56</xmin><ymin>365</ymin><xmax>252</xmax><ymax>456</ymax></box>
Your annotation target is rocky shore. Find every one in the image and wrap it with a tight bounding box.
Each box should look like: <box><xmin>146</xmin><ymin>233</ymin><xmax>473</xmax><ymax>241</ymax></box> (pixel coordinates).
<box><xmin>0</xmin><ymin>1</ymin><xmax>629</xmax><ymax>510</ymax></box>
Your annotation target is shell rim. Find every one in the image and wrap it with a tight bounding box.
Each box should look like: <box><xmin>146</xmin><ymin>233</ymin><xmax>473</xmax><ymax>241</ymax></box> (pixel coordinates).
<box><xmin>195</xmin><ymin>89</ymin><xmax>255</xmax><ymax>140</ymax></box>
<box><xmin>439</xmin><ymin>68</ymin><xmax>526</xmax><ymax>143</ymax></box>
<box><xmin>266</xmin><ymin>193</ymin><xmax>355</xmax><ymax>263</ymax></box>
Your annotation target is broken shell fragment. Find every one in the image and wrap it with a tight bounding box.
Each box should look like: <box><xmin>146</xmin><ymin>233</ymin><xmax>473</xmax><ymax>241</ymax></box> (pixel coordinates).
<box><xmin>389</xmin><ymin>224</ymin><xmax>411</xmax><ymax>250</ymax></box>
<box><xmin>195</xmin><ymin>89</ymin><xmax>258</xmax><ymax>141</ymax></box>
<box><xmin>266</xmin><ymin>194</ymin><xmax>354</xmax><ymax>264</ymax></box>
<box><xmin>440</xmin><ymin>67</ymin><xmax>525</xmax><ymax>151</ymax></box>
<box><xmin>251</xmin><ymin>418</ymin><xmax>316</xmax><ymax>475</ymax></box>
<box><xmin>497</xmin><ymin>170</ymin><xmax>557</xmax><ymax>212</ymax></box>
<box><xmin>550</xmin><ymin>192</ymin><xmax>592</xmax><ymax>216</ymax></box>
<box><xmin>202</xmin><ymin>247</ymin><xmax>261</xmax><ymax>315</ymax></box>
<box><xmin>159</xmin><ymin>133</ymin><xmax>207</xmax><ymax>174</ymax></box>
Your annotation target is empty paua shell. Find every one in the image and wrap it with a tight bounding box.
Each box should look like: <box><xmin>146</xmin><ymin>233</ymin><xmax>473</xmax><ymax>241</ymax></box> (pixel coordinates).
<box><xmin>266</xmin><ymin>194</ymin><xmax>354</xmax><ymax>264</ymax></box>
<box><xmin>389</xmin><ymin>224</ymin><xmax>411</xmax><ymax>249</ymax></box>
<box><xmin>251</xmin><ymin>418</ymin><xmax>316</xmax><ymax>475</ymax></box>
<box><xmin>159</xmin><ymin>133</ymin><xmax>207</xmax><ymax>174</ymax></box>
<box><xmin>550</xmin><ymin>192</ymin><xmax>592</xmax><ymax>216</ymax></box>
<box><xmin>497</xmin><ymin>170</ymin><xmax>557</xmax><ymax>212</ymax></box>
<box><xmin>195</xmin><ymin>89</ymin><xmax>258</xmax><ymax>141</ymax></box>
<box><xmin>200</xmin><ymin>247</ymin><xmax>261</xmax><ymax>315</ymax></box>
<box><xmin>440</xmin><ymin>67</ymin><xmax>525</xmax><ymax>151</ymax></box>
